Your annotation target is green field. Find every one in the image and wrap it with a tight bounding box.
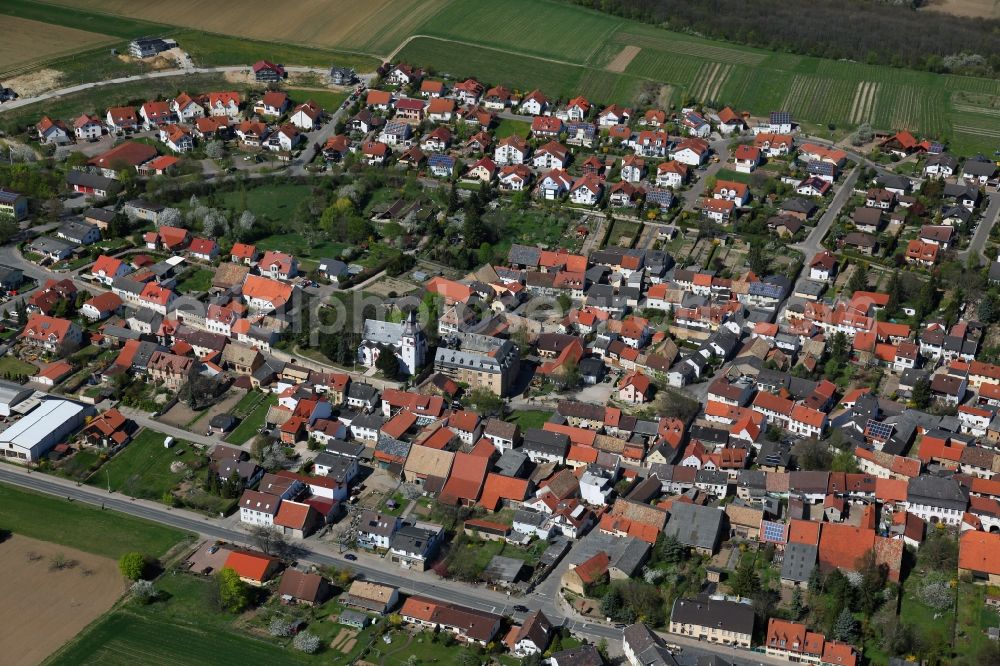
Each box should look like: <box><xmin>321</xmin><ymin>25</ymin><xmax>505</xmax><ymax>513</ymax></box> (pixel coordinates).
<box><xmin>417</xmin><ymin>0</ymin><xmax>622</xmax><ymax>63</ymax></box>
<box><xmin>0</xmin><ymin>482</ymin><xmax>188</xmax><ymax>558</ymax></box>
<box><xmin>86</xmin><ymin>428</ymin><xmax>204</xmax><ymax>501</ymax></box>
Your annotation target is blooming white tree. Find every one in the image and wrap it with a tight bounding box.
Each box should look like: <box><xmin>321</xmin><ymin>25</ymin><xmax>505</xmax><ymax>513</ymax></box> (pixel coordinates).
<box><xmin>238</xmin><ymin>210</ymin><xmax>256</xmax><ymax>231</ymax></box>
<box><xmin>205</xmin><ymin>141</ymin><xmax>226</xmax><ymax>160</ymax></box>
<box><xmin>157</xmin><ymin>207</ymin><xmax>182</xmax><ymax>229</ymax></box>
<box><xmin>292</xmin><ymin>631</ymin><xmax>320</xmax><ymax>653</ymax></box>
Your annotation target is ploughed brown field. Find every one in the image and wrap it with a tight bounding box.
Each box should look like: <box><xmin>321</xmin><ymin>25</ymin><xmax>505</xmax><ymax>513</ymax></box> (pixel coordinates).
<box><xmin>0</xmin><ymin>534</ymin><xmax>126</xmax><ymax>666</ymax></box>
<box><xmin>1</xmin><ymin>15</ymin><xmax>115</xmax><ymax>75</ymax></box>
<box><xmin>46</xmin><ymin>0</ymin><xmax>450</xmax><ymax>53</ymax></box>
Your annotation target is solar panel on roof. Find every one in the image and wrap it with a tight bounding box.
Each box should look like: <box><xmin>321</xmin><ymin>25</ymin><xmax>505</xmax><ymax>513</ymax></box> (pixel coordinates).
<box><xmin>771</xmin><ymin>111</ymin><xmax>792</xmax><ymax>124</ymax></box>
<box><xmin>865</xmin><ymin>419</ymin><xmax>893</xmax><ymax>440</ymax></box>
<box><xmin>761</xmin><ymin>520</ymin><xmax>787</xmax><ymax>543</ymax></box>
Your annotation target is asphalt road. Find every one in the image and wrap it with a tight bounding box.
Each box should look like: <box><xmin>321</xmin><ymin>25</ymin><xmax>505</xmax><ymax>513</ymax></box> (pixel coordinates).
<box><xmin>960</xmin><ymin>192</ymin><xmax>1000</xmax><ymax>263</ymax></box>
<box><xmin>790</xmin><ymin>166</ymin><xmax>859</xmax><ymax>261</ymax></box>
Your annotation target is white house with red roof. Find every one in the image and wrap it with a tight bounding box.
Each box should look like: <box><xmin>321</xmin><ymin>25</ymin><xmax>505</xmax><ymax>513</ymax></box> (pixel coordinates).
<box><xmin>495</xmin><ymin>135</ymin><xmax>529</xmax><ymax>166</ymax></box>
<box><xmin>290</xmin><ymin>101</ymin><xmax>323</xmax><ymax>131</ymax></box>
<box><xmin>620</xmin><ymin>155</ymin><xmax>646</xmax><ymax>183</ymax></box>
<box><xmin>713</xmin><ymin>180</ymin><xmax>749</xmax><ymax>206</ymax></box>
<box><xmin>259</xmin><ymin>250</ymin><xmax>298</xmax><ymax>280</ymax></box>
<box><xmin>809</xmin><ymin>251</ymin><xmax>837</xmax><ymax>282</ymax></box>
<box><xmin>532</xmin><ymin>141</ymin><xmax>569</xmax><ymax>170</ymax></box>
<box><xmin>139</xmin><ymin>101</ymin><xmax>176</xmax><ymax>129</ymax></box>
<box><xmin>656</xmin><ymin>161</ymin><xmax>688</xmax><ymax>188</ymax></box>
<box><xmin>231</xmin><ymin>243</ymin><xmax>259</xmax><ymax>265</ymax></box>
<box><xmin>267</xmin><ymin>125</ymin><xmax>303</xmax><ymax>152</ymax></box>
<box><xmin>73</xmin><ymin>114</ymin><xmax>104</xmax><ymax>141</ymax></box>
<box><xmin>733</xmin><ymin>144</ymin><xmax>761</xmax><ymax>173</ymax></box>
<box><xmin>172</xmin><ymin>92</ymin><xmax>205</xmax><ymax>121</ymax></box>
<box><xmin>538</xmin><ymin>169</ymin><xmax>573</xmax><ymax>200</ymax></box>
<box><xmin>561</xmin><ymin>96</ymin><xmax>590</xmax><ymax>122</ymax></box>
<box><xmin>255</xmin><ymin>91</ymin><xmax>289</xmax><ymax>117</ymax></box>
<box><xmin>569</xmin><ymin>175</ymin><xmax>603</xmax><ymax>206</ymax></box>
<box><xmin>671</xmin><ymin>138</ymin><xmax>710</xmax><ymax>166</ymax></box>
<box><xmin>701</xmin><ymin>198</ymin><xmax>735</xmax><ymax>223</ymax></box>
<box><xmin>598</xmin><ymin>104</ymin><xmax>630</xmax><ymax>127</ymax></box>
<box><xmin>21</xmin><ymin>314</ymin><xmax>82</xmax><ymax>353</ymax></box>
<box><xmin>242</xmin><ymin>274</ymin><xmax>294</xmax><ymax>313</ymax></box>
<box><xmin>498</xmin><ymin>164</ymin><xmax>532</xmax><ymax>192</ymax></box>
<box><xmin>159</xmin><ymin>124</ymin><xmax>193</xmax><ymax>153</ymax></box>
<box><xmin>206</xmin><ymin>91</ymin><xmax>241</xmax><ymax>118</ymax></box>
<box><xmin>189</xmin><ymin>237</ymin><xmax>218</xmax><ymax>262</ymax></box>
<box><xmin>91</xmin><ymin>255</ymin><xmax>131</xmax><ymax>286</ymax></box>
<box><xmin>519</xmin><ymin>90</ymin><xmax>549</xmax><ymax>115</ymax></box>
<box><xmin>138</xmin><ymin>282</ymin><xmax>176</xmax><ymax>315</ymax></box>
<box><xmin>531</xmin><ymin>116</ymin><xmax>562</xmax><ymax>138</ymax></box>
<box><xmin>618</xmin><ymin>371</ymin><xmax>652</xmax><ymax>404</ymax></box>
<box><xmin>105</xmin><ymin>106</ymin><xmax>138</xmax><ymax>134</ymax></box>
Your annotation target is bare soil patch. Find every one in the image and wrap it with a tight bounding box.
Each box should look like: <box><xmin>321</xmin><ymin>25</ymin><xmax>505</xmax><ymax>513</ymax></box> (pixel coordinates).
<box><xmin>158</xmin><ymin>388</ymin><xmax>243</xmax><ymax>430</ymax></box>
<box><xmin>0</xmin><ymin>534</ymin><xmax>125</xmax><ymax>666</ymax></box>
<box><xmin>4</xmin><ymin>68</ymin><xmax>64</xmax><ymax>98</ymax></box>
<box><xmin>605</xmin><ymin>45</ymin><xmax>641</xmax><ymax>73</ymax></box>
<box><xmin>920</xmin><ymin>0</ymin><xmax>1000</xmax><ymax>19</ymax></box>
<box><xmin>365</xmin><ymin>276</ymin><xmax>420</xmax><ymax>298</ymax></box>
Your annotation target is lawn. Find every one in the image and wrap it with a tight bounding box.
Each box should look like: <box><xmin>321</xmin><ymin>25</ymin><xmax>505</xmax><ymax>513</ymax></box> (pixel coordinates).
<box><xmin>494</xmin><ymin>118</ymin><xmax>531</xmax><ymax>139</ymax></box>
<box><xmin>0</xmin><ymin>355</ymin><xmax>38</xmax><ymax>377</ymax></box>
<box><xmin>0</xmin><ymin>482</ymin><xmax>188</xmax><ymax>558</ymax></box>
<box><xmin>177</xmin><ymin>268</ymin><xmax>214</xmax><ymax>294</ymax></box>
<box><xmin>714</xmin><ymin>168</ymin><xmax>753</xmax><ymax>185</ymax></box>
<box><xmin>255</xmin><ymin>233</ymin><xmax>347</xmax><ymax>261</ymax></box>
<box><xmin>605</xmin><ymin>219</ymin><xmax>641</xmax><ymax>248</ymax></box>
<box><xmin>217</xmin><ymin>183</ymin><xmax>314</xmax><ymax>225</ymax></box>
<box><xmin>225</xmin><ymin>393</ymin><xmax>277</xmax><ymax>444</ymax></box>
<box><xmin>86</xmin><ymin>428</ymin><xmax>205</xmax><ymax>501</ymax></box>
<box><xmin>509</xmin><ymin>410</ymin><xmax>553</xmax><ymax>430</ymax></box>
<box><xmin>898</xmin><ymin>582</ymin><xmax>956</xmax><ymax>656</ymax></box>
<box><xmin>370</xmin><ymin>629</ymin><xmax>488</xmax><ymax>666</ymax></box>
<box><xmin>286</xmin><ymin>88</ymin><xmax>348</xmax><ymax>112</ymax></box>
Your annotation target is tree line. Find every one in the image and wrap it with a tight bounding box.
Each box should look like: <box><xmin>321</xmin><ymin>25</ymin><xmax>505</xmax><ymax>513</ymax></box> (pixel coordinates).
<box><xmin>567</xmin><ymin>0</ymin><xmax>1000</xmax><ymax>77</ymax></box>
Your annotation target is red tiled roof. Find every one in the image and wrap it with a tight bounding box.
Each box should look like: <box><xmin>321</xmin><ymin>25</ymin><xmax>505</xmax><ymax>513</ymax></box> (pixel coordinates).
<box><xmin>223</xmin><ymin>550</ymin><xmax>277</xmax><ymax>582</ymax></box>
<box><xmin>959</xmin><ymin>530</ymin><xmax>1000</xmax><ymax>575</ymax></box>
<box><xmin>479</xmin><ymin>473</ymin><xmax>530</xmax><ymax>511</ymax></box>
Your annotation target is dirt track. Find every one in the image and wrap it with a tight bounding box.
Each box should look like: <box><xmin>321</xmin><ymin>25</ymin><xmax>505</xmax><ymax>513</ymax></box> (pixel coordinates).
<box><xmin>605</xmin><ymin>45</ymin><xmax>640</xmax><ymax>73</ymax></box>
<box><xmin>0</xmin><ymin>534</ymin><xmax>125</xmax><ymax>666</ymax></box>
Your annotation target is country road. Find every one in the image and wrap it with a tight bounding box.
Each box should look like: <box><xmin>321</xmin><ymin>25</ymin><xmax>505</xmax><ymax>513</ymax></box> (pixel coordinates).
<box><xmin>0</xmin><ymin>65</ymin><xmax>338</xmax><ymax>114</ymax></box>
